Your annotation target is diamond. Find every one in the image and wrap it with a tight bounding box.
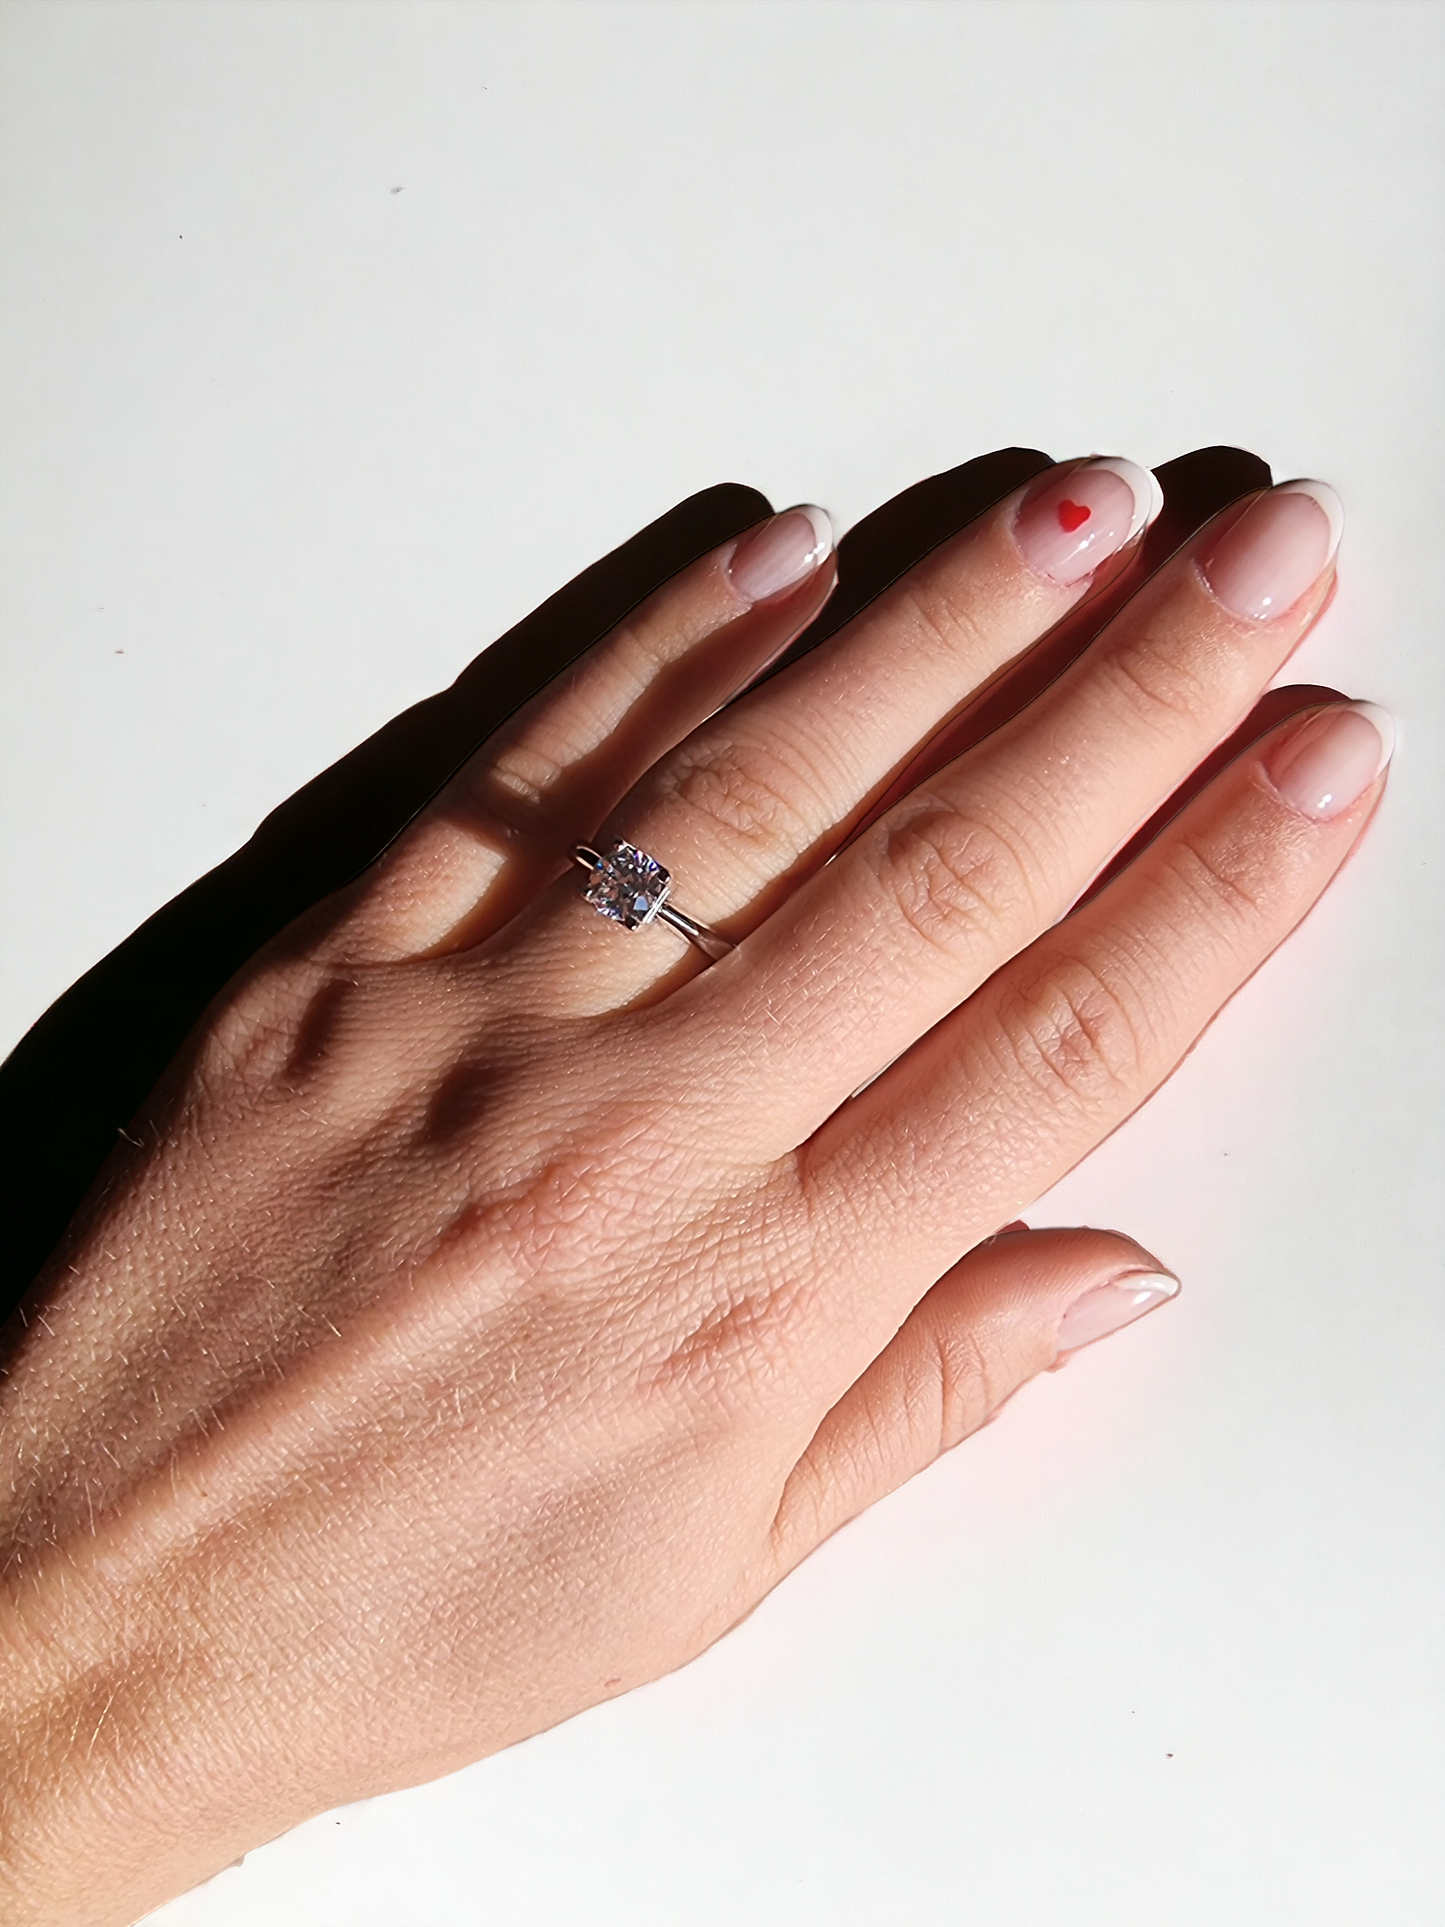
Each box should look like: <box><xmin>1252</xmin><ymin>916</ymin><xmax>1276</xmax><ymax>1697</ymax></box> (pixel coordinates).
<box><xmin>582</xmin><ymin>839</ymin><xmax>672</xmax><ymax>930</ymax></box>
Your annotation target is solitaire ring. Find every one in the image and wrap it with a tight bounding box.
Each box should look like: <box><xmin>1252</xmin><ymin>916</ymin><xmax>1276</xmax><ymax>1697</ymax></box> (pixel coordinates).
<box><xmin>568</xmin><ymin>840</ymin><xmax>735</xmax><ymax>962</ymax></box>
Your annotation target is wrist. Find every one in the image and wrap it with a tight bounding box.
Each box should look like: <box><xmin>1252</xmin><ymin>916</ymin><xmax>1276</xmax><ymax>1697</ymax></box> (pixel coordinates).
<box><xmin>0</xmin><ymin>1559</ymin><xmax>276</xmax><ymax>1926</ymax></box>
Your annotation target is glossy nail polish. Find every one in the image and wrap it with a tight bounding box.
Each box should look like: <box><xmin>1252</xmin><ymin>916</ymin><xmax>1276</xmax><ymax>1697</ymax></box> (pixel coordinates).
<box><xmin>1198</xmin><ymin>480</ymin><xmax>1342</xmax><ymax>621</ymax></box>
<box><xmin>1013</xmin><ymin>457</ymin><xmax>1160</xmax><ymax>588</ymax></box>
<box><xmin>1056</xmin><ymin>1269</ymin><xmax>1180</xmax><ymax>1353</ymax></box>
<box><xmin>1264</xmin><ymin>702</ymin><xmax>1394</xmax><ymax>819</ymax></box>
<box><xmin>725</xmin><ymin>506</ymin><xmax>833</xmax><ymax>603</ymax></box>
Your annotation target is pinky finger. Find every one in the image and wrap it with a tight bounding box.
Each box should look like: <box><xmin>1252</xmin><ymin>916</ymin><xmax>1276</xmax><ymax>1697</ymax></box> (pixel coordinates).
<box><xmin>767</xmin><ymin>1226</ymin><xmax>1178</xmax><ymax>1576</ymax></box>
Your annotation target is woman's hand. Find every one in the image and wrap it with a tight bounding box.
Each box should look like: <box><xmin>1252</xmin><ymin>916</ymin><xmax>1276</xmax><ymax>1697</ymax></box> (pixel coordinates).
<box><xmin>0</xmin><ymin>460</ymin><xmax>1387</xmax><ymax>1924</ymax></box>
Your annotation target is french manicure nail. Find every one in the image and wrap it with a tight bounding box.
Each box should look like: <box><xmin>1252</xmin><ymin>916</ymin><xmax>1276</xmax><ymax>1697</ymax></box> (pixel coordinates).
<box><xmin>1198</xmin><ymin>480</ymin><xmax>1342</xmax><ymax>621</ymax></box>
<box><xmin>1056</xmin><ymin>1269</ymin><xmax>1180</xmax><ymax>1354</ymax></box>
<box><xmin>1264</xmin><ymin>701</ymin><xmax>1395</xmax><ymax>820</ymax></box>
<box><xmin>1013</xmin><ymin>457</ymin><xmax>1160</xmax><ymax>588</ymax></box>
<box><xmin>725</xmin><ymin>506</ymin><xmax>833</xmax><ymax>604</ymax></box>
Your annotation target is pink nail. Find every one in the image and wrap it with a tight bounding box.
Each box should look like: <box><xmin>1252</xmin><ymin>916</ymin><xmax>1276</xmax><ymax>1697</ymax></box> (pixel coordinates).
<box><xmin>1056</xmin><ymin>1269</ymin><xmax>1180</xmax><ymax>1353</ymax></box>
<box><xmin>1012</xmin><ymin>457</ymin><xmax>1159</xmax><ymax>588</ymax></box>
<box><xmin>1197</xmin><ymin>481</ymin><xmax>1342</xmax><ymax>621</ymax></box>
<box><xmin>1264</xmin><ymin>701</ymin><xmax>1395</xmax><ymax>820</ymax></box>
<box><xmin>725</xmin><ymin>506</ymin><xmax>833</xmax><ymax>604</ymax></box>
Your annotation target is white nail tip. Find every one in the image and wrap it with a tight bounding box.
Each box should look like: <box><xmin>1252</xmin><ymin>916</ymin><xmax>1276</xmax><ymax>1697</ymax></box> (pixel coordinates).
<box><xmin>1054</xmin><ymin>1268</ymin><xmax>1181</xmax><ymax>1354</ymax></box>
<box><xmin>792</xmin><ymin>503</ymin><xmax>835</xmax><ymax>565</ymax></box>
<box><xmin>1084</xmin><ymin>457</ymin><xmax>1162</xmax><ymax>541</ymax></box>
<box><xmin>726</xmin><ymin>504</ymin><xmax>835</xmax><ymax>604</ymax></box>
<box><xmin>1114</xmin><ymin>1268</ymin><xmax>1182</xmax><ymax>1302</ymax></box>
<box><xmin>1343</xmin><ymin>701</ymin><xmax>1396</xmax><ymax>774</ymax></box>
<box><xmin>1275</xmin><ymin>479</ymin><xmax>1344</xmax><ymax>562</ymax></box>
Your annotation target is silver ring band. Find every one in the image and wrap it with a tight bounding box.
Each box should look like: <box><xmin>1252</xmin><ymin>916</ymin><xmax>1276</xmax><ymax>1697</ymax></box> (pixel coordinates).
<box><xmin>569</xmin><ymin>840</ymin><xmax>734</xmax><ymax>962</ymax></box>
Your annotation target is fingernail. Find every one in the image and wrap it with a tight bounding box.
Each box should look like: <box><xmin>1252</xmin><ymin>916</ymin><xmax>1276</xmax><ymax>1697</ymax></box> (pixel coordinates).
<box><xmin>724</xmin><ymin>506</ymin><xmax>833</xmax><ymax>603</ymax></box>
<box><xmin>1198</xmin><ymin>480</ymin><xmax>1343</xmax><ymax>621</ymax></box>
<box><xmin>1013</xmin><ymin>457</ymin><xmax>1160</xmax><ymax>588</ymax></box>
<box><xmin>1056</xmin><ymin>1269</ymin><xmax>1180</xmax><ymax>1354</ymax></box>
<box><xmin>1264</xmin><ymin>701</ymin><xmax>1395</xmax><ymax>820</ymax></box>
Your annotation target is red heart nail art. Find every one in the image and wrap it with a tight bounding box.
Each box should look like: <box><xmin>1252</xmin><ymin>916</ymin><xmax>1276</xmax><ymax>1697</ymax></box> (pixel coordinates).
<box><xmin>1057</xmin><ymin>500</ymin><xmax>1091</xmax><ymax>533</ymax></box>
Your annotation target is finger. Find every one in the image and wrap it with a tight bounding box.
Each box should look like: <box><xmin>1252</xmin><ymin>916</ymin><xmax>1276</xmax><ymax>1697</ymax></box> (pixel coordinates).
<box><xmin>681</xmin><ymin>480</ymin><xmax>1343</xmax><ymax>1136</ymax></box>
<box><xmin>767</xmin><ymin>1227</ymin><xmax>1178</xmax><ymax>1574</ymax></box>
<box><xmin>841</xmin><ymin>447</ymin><xmax>1276</xmax><ymax>841</ymax></box>
<box><xmin>330</xmin><ymin>506</ymin><xmax>836</xmax><ymax>961</ymax></box>
<box><xmin>1075</xmin><ymin>677</ymin><xmax>1345</xmax><ymax>910</ymax></box>
<box><xmin>795</xmin><ymin>698</ymin><xmax>1393</xmax><ymax>1326</ymax></box>
<box><xmin>495</xmin><ymin>456</ymin><xmax>1161</xmax><ymax>1006</ymax></box>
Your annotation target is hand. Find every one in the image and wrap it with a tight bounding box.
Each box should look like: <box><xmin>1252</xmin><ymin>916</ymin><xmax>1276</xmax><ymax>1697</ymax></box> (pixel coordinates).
<box><xmin>0</xmin><ymin>460</ymin><xmax>1388</xmax><ymax>1924</ymax></box>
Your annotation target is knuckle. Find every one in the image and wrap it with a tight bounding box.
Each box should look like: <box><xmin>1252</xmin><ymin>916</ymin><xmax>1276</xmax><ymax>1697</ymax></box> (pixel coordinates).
<box><xmin>475</xmin><ymin>737</ymin><xmax>569</xmax><ymax>827</ymax></box>
<box><xmin>992</xmin><ymin>957</ymin><xmax>1144</xmax><ymax>1111</ymax></box>
<box><xmin>894</xmin><ymin>570</ymin><xmax>993</xmax><ymax>671</ymax></box>
<box><xmin>478</xmin><ymin>1119</ymin><xmax>690</xmax><ymax>1284</ymax></box>
<box><xmin>1104</xmin><ymin>631</ymin><xmax>1215</xmax><ymax>731</ymax></box>
<box><xmin>880</xmin><ymin>804</ymin><xmax>1034</xmax><ymax>962</ymax></box>
<box><xmin>197</xmin><ymin>961</ymin><xmax>433</xmax><ymax>1134</ymax></box>
<box><xmin>1163</xmin><ymin>824</ymin><xmax>1275</xmax><ymax>927</ymax></box>
<box><xmin>434</xmin><ymin>718</ymin><xmax>575</xmax><ymax>840</ymax></box>
<box><xmin>641</xmin><ymin>1182</ymin><xmax>819</xmax><ymax>1414</ymax></box>
<box><xmin>657</xmin><ymin>737</ymin><xmax>826</xmax><ymax>862</ymax></box>
<box><xmin>196</xmin><ymin>959</ymin><xmax>333</xmax><ymax>1088</ymax></box>
<box><xmin>648</xmin><ymin>1266</ymin><xmax>805</xmax><ymax>1411</ymax></box>
<box><xmin>933</xmin><ymin>1321</ymin><xmax>997</xmax><ymax>1453</ymax></box>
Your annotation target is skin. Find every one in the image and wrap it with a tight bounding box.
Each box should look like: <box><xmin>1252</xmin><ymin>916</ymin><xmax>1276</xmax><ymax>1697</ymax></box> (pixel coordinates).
<box><xmin>0</xmin><ymin>461</ymin><xmax>1378</xmax><ymax>1924</ymax></box>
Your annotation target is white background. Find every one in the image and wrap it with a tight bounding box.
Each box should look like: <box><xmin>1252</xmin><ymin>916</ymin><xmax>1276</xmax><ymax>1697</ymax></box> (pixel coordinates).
<box><xmin>2</xmin><ymin>3</ymin><xmax>1442</xmax><ymax>1922</ymax></box>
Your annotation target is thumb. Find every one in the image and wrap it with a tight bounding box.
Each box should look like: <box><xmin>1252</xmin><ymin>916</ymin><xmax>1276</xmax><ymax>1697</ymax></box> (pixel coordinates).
<box><xmin>768</xmin><ymin>1226</ymin><xmax>1179</xmax><ymax>1575</ymax></box>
